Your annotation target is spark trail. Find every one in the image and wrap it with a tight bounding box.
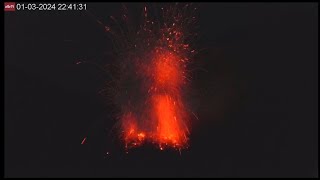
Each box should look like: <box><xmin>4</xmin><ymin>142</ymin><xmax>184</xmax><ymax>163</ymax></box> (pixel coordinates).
<box><xmin>102</xmin><ymin>3</ymin><xmax>198</xmax><ymax>151</ymax></box>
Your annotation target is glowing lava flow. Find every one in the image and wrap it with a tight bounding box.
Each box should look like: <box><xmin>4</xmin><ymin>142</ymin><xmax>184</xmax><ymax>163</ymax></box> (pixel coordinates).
<box><xmin>104</xmin><ymin>4</ymin><xmax>197</xmax><ymax>151</ymax></box>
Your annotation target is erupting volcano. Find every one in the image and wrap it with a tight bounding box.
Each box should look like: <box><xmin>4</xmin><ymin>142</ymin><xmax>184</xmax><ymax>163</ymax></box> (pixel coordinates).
<box><xmin>100</xmin><ymin>3</ymin><xmax>198</xmax><ymax>151</ymax></box>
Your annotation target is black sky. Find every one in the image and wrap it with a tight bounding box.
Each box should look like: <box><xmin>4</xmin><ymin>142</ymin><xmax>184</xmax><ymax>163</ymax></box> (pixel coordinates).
<box><xmin>4</xmin><ymin>2</ymin><xmax>318</xmax><ymax>178</ymax></box>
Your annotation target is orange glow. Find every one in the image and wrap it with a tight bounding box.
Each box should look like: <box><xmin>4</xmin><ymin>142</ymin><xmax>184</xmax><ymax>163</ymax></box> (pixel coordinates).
<box><xmin>115</xmin><ymin>5</ymin><xmax>197</xmax><ymax>151</ymax></box>
<box><xmin>152</xmin><ymin>94</ymin><xmax>188</xmax><ymax>147</ymax></box>
<box><xmin>151</xmin><ymin>50</ymin><xmax>188</xmax><ymax>148</ymax></box>
<box><xmin>137</xmin><ymin>132</ymin><xmax>146</xmax><ymax>141</ymax></box>
<box><xmin>121</xmin><ymin>113</ymin><xmax>139</xmax><ymax>146</ymax></box>
<box><xmin>121</xmin><ymin>49</ymin><xmax>189</xmax><ymax>150</ymax></box>
<box><xmin>153</xmin><ymin>51</ymin><xmax>183</xmax><ymax>89</ymax></box>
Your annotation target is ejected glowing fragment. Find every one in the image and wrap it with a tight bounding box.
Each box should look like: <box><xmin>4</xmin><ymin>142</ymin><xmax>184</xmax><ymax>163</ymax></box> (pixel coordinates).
<box><xmin>103</xmin><ymin>3</ymin><xmax>198</xmax><ymax>151</ymax></box>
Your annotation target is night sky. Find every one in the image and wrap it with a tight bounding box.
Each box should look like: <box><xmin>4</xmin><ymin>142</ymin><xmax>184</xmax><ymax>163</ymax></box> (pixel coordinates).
<box><xmin>4</xmin><ymin>3</ymin><xmax>318</xmax><ymax>178</ymax></box>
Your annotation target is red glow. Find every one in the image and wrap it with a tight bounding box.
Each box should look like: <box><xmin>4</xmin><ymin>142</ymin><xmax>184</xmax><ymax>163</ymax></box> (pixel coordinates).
<box><xmin>152</xmin><ymin>94</ymin><xmax>188</xmax><ymax>147</ymax></box>
<box><xmin>107</xmin><ymin>4</ymin><xmax>197</xmax><ymax>151</ymax></box>
<box><xmin>121</xmin><ymin>49</ymin><xmax>189</xmax><ymax>150</ymax></box>
<box><xmin>81</xmin><ymin>137</ymin><xmax>87</xmax><ymax>145</ymax></box>
<box><xmin>153</xmin><ymin>51</ymin><xmax>184</xmax><ymax>89</ymax></box>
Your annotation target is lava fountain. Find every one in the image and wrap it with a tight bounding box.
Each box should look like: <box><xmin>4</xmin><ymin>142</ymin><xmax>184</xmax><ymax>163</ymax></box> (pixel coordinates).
<box><xmin>103</xmin><ymin>3</ymin><xmax>198</xmax><ymax>151</ymax></box>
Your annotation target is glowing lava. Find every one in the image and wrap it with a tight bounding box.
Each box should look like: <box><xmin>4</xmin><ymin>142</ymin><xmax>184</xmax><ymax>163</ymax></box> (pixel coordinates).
<box><xmin>152</xmin><ymin>94</ymin><xmax>188</xmax><ymax>148</ymax></box>
<box><xmin>121</xmin><ymin>49</ymin><xmax>189</xmax><ymax>150</ymax></box>
<box><xmin>153</xmin><ymin>51</ymin><xmax>184</xmax><ymax>89</ymax></box>
<box><xmin>151</xmin><ymin>50</ymin><xmax>188</xmax><ymax>147</ymax></box>
<box><xmin>104</xmin><ymin>4</ymin><xmax>197</xmax><ymax>151</ymax></box>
